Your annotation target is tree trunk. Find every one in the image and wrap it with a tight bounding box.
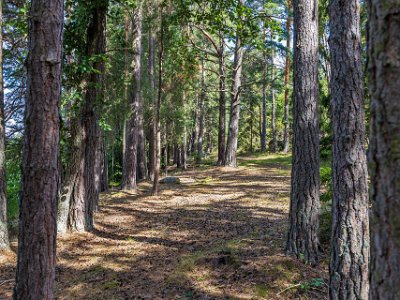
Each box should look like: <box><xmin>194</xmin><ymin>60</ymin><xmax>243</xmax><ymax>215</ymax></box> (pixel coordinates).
<box><xmin>148</xmin><ymin>28</ymin><xmax>156</xmax><ymax>181</ymax></box>
<box><xmin>270</xmin><ymin>31</ymin><xmax>277</xmax><ymax>153</ymax></box>
<box><xmin>285</xmin><ymin>0</ymin><xmax>320</xmax><ymax>266</ymax></box>
<box><xmin>196</xmin><ymin>59</ymin><xmax>206</xmax><ymax>164</ymax></box>
<box><xmin>122</xmin><ymin>7</ymin><xmax>143</xmax><ymax>191</ymax></box>
<box><xmin>283</xmin><ymin>0</ymin><xmax>292</xmax><ymax>154</ymax></box>
<box><xmin>67</xmin><ymin>2</ymin><xmax>107</xmax><ymax>231</ymax></box>
<box><xmin>13</xmin><ymin>1</ymin><xmax>63</xmax><ymax>298</ymax></box>
<box><xmin>135</xmin><ymin>3</ymin><xmax>147</xmax><ymax>182</ymax></box>
<box><xmin>100</xmin><ymin>134</ymin><xmax>109</xmax><ymax>192</ymax></box>
<box><xmin>217</xmin><ymin>33</ymin><xmax>226</xmax><ymax>165</ymax></box>
<box><xmin>0</xmin><ymin>0</ymin><xmax>9</xmax><ymax>251</ymax></box>
<box><xmin>152</xmin><ymin>9</ymin><xmax>164</xmax><ymax>196</ymax></box>
<box><xmin>328</xmin><ymin>0</ymin><xmax>369</xmax><ymax>298</ymax></box>
<box><xmin>261</xmin><ymin>17</ymin><xmax>267</xmax><ymax>153</ymax></box>
<box><xmin>369</xmin><ymin>2</ymin><xmax>400</xmax><ymax>299</ymax></box>
<box><xmin>190</xmin><ymin>96</ymin><xmax>198</xmax><ymax>155</ymax></box>
<box><xmin>224</xmin><ymin>31</ymin><xmax>244</xmax><ymax>167</ymax></box>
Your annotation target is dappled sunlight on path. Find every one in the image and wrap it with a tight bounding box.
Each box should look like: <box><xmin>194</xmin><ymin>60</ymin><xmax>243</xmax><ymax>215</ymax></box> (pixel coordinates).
<box><xmin>0</xmin><ymin>154</ymin><xmax>327</xmax><ymax>299</ymax></box>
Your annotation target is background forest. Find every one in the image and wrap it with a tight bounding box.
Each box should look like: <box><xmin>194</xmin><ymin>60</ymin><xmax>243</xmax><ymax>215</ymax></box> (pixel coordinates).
<box><xmin>0</xmin><ymin>0</ymin><xmax>396</xmax><ymax>299</ymax></box>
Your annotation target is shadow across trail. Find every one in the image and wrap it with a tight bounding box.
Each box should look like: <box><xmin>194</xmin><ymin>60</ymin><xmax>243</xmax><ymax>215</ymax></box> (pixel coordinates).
<box><xmin>0</xmin><ymin>154</ymin><xmax>327</xmax><ymax>299</ymax></box>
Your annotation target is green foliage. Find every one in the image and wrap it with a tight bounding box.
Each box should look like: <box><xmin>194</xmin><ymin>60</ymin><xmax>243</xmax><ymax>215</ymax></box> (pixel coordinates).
<box><xmin>6</xmin><ymin>138</ymin><xmax>23</xmax><ymax>221</ymax></box>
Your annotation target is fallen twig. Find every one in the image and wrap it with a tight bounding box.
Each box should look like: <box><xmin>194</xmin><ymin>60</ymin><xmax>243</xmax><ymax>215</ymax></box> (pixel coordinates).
<box><xmin>0</xmin><ymin>279</ymin><xmax>14</xmax><ymax>287</ymax></box>
<box><xmin>277</xmin><ymin>283</ymin><xmax>301</xmax><ymax>295</ymax></box>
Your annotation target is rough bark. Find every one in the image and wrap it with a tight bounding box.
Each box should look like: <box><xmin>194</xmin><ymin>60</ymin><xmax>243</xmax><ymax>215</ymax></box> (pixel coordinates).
<box><xmin>13</xmin><ymin>1</ymin><xmax>63</xmax><ymax>298</ymax></box>
<box><xmin>285</xmin><ymin>0</ymin><xmax>320</xmax><ymax>266</ymax></box>
<box><xmin>135</xmin><ymin>3</ymin><xmax>147</xmax><ymax>181</ymax></box>
<box><xmin>369</xmin><ymin>1</ymin><xmax>400</xmax><ymax>299</ymax></box>
<box><xmin>57</xmin><ymin>118</ymin><xmax>84</xmax><ymax>234</ymax></box>
<box><xmin>261</xmin><ymin>18</ymin><xmax>268</xmax><ymax>153</ymax></box>
<box><xmin>196</xmin><ymin>59</ymin><xmax>206</xmax><ymax>164</ymax></box>
<box><xmin>283</xmin><ymin>0</ymin><xmax>292</xmax><ymax>154</ymax></box>
<box><xmin>224</xmin><ymin>31</ymin><xmax>244</xmax><ymax>167</ymax></box>
<box><xmin>152</xmin><ymin>9</ymin><xmax>164</xmax><ymax>195</ymax></box>
<box><xmin>67</xmin><ymin>2</ymin><xmax>107</xmax><ymax>231</ymax></box>
<box><xmin>217</xmin><ymin>34</ymin><xmax>226</xmax><ymax>165</ymax></box>
<box><xmin>328</xmin><ymin>0</ymin><xmax>369</xmax><ymax>298</ymax></box>
<box><xmin>148</xmin><ymin>28</ymin><xmax>156</xmax><ymax>181</ymax></box>
<box><xmin>0</xmin><ymin>0</ymin><xmax>9</xmax><ymax>251</ymax></box>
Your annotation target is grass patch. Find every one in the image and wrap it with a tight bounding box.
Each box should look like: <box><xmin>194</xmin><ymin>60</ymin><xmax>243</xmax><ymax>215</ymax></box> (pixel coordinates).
<box><xmin>238</xmin><ymin>153</ymin><xmax>292</xmax><ymax>168</ymax></box>
<box><xmin>254</xmin><ymin>284</ymin><xmax>269</xmax><ymax>298</ymax></box>
<box><xmin>102</xmin><ymin>280</ymin><xmax>120</xmax><ymax>290</ymax></box>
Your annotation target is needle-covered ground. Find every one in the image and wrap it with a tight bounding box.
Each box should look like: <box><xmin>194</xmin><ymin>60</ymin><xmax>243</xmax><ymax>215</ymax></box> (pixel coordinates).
<box><xmin>0</xmin><ymin>153</ymin><xmax>328</xmax><ymax>299</ymax></box>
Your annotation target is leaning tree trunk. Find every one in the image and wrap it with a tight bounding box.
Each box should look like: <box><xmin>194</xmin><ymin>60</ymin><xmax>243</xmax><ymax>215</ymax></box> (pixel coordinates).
<box><xmin>217</xmin><ymin>33</ymin><xmax>226</xmax><ymax>166</ymax></box>
<box><xmin>0</xmin><ymin>0</ymin><xmax>9</xmax><ymax>251</ymax></box>
<box><xmin>67</xmin><ymin>2</ymin><xmax>107</xmax><ymax>232</ymax></box>
<box><xmin>224</xmin><ymin>32</ymin><xmax>244</xmax><ymax>167</ymax></box>
<box><xmin>369</xmin><ymin>2</ymin><xmax>400</xmax><ymax>299</ymax></box>
<box><xmin>135</xmin><ymin>3</ymin><xmax>147</xmax><ymax>181</ymax></box>
<box><xmin>283</xmin><ymin>0</ymin><xmax>292</xmax><ymax>154</ymax></box>
<box><xmin>285</xmin><ymin>0</ymin><xmax>320</xmax><ymax>266</ymax></box>
<box><xmin>196</xmin><ymin>59</ymin><xmax>206</xmax><ymax>164</ymax></box>
<box><xmin>261</xmin><ymin>18</ymin><xmax>267</xmax><ymax>153</ymax></box>
<box><xmin>13</xmin><ymin>1</ymin><xmax>63</xmax><ymax>298</ymax></box>
<box><xmin>328</xmin><ymin>0</ymin><xmax>369</xmax><ymax>298</ymax></box>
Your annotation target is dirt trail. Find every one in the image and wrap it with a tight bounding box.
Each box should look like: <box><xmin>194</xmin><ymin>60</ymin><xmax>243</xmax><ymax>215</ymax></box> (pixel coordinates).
<box><xmin>0</xmin><ymin>155</ymin><xmax>327</xmax><ymax>299</ymax></box>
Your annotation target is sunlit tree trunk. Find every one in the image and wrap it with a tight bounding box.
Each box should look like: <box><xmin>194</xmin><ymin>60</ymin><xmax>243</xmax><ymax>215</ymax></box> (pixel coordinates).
<box><xmin>196</xmin><ymin>59</ymin><xmax>206</xmax><ymax>164</ymax></box>
<box><xmin>283</xmin><ymin>0</ymin><xmax>292</xmax><ymax>154</ymax></box>
<box><xmin>286</xmin><ymin>0</ymin><xmax>320</xmax><ymax>266</ymax></box>
<box><xmin>270</xmin><ymin>30</ymin><xmax>277</xmax><ymax>153</ymax></box>
<box><xmin>217</xmin><ymin>33</ymin><xmax>226</xmax><ymax>165</ymax></box>
<box><xmin>369</xmin><ymin>1</ymin><xmax>400</xmax><ymax>299</ymax></box>
<box><xmin>13</xmin><ymin>1</ymin><xmax>63</xmax><ymax>298</ymax></box>
<box><xmin>224</xmin><ymin>29</ymin><xmax>244</xmax><ymax>167</ymax></box>
<box><xmin>261</xmin><ymin>17</ymin><xmax>268</xmax><ymax>153</ymax></box>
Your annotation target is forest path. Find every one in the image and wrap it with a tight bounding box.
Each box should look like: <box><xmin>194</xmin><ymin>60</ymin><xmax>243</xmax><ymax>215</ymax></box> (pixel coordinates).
<box><xmin>0</xmin><ymin>154</ymin><xmax>327</xmax><ymax>300</ymax></box>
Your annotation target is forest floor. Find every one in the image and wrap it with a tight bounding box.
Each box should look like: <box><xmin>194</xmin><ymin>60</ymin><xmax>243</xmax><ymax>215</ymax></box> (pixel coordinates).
<box><xmin>0</xmin><ymin>153</ymin><xmax>328</xmax><ymax>300</ymax></box>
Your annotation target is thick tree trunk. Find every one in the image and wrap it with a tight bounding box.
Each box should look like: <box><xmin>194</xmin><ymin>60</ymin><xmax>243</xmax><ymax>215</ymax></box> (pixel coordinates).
<box><xmin>0</xmin><ymin>0</ymin><xmax>9</xmax><ymax>251</ymax></box>
<box><xmin>217</xmin><ymin>34</ymin><xmax>226</xmax><ymax>165</ymax></box>
<box><xmin>67</xmin><ymin>2</ymin><xmax>107</xmax><ymax>231</ymax></box>
<box><xmin>135</xmin><ymin>3</ymin><xmax>147</xmax><ymax>181</ymax></box>
<box><xmin>369</xmin><ymin>2</ymin><xmax>400</xmax><ymax>299</ymax></box>
<box><xmin>13</xmin><ymin>1</ymin><xmax>63</xmax><ymax>298</ymax></box>
<box><xmin>152</xmin><ymin>9</ymin><xmax>164</xmax><ymax>195</ymax></box>
<box><xmin>285</xmin><ymin>0</ymin><xmax>320</xmax><ymax>266</ymax></box>
<box><xmin>57</xmin><ymin>119</ymin><xmax>84</xmax><ymax>234</ymax></box>
<box><xmin>196</xmin><ymin>59</ymin><xmax>206</xmax><ymax>164</ymax></box>
<box><xmin>283</xmin><ymin>0</ymin><xmax>292</xmax><ymax>154</ymax></box>
<box><xmin>261</xmin><ymin>18</ymin><xmax>267</xmax><ymax>153</ymax></box>
<box><xmin>224</xmin><ymin>32</ymin><xmax>244</xmax><ymax>167</ymax></box>
<box><xmin>328</xmin><ymin>0</ymin><xmax>369</xmax><ymax>298</ymax></box>
<box><xmin>148</xmin><ymin>28</ymin><xmax>156</xmax><ymax>181</ymax></box>
<box><xmin>270</xmin><ymin>33</ymin><xmax>277</xmax><ymax>153</ymax></box>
